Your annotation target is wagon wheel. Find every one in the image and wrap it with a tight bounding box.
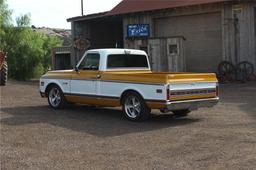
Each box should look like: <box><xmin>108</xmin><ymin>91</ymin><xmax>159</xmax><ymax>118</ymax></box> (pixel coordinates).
<box><xmin>218</xmin><ymin>61</ymin><xmax>236</xmax><ymax>82</ymax></box>
<box><xmin>236</xmin><ymin>61</ymin><xmax>254</xmax><ymax>82</ymax></box>
<box><xmin>218</xmin><ymin>61</ymin><xmax>236</xmax><ymax>75</ymax></box>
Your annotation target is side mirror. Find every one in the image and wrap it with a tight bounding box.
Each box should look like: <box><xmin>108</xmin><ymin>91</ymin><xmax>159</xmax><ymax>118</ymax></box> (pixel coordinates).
<box><xmin>75</xmin><ymin>66</ymin><xmax>79</xmax><ymax>72</ymax></box>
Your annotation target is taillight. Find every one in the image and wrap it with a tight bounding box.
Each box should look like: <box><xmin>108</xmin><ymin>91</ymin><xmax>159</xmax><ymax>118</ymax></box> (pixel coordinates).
<box><xmin>216</xmin><ymin>83</ymin><xmax>219</xmax><ymax>97</ymax></box>
<box><xmin>166</xmin><ymin>85</ymin><xmax>170</xmax><ymax>100</ymax></box>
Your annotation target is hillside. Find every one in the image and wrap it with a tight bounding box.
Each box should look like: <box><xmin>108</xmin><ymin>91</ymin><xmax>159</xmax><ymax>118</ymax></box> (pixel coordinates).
<box><xmin>33</xmin><ymin>27</ymin><xmax>71</xmax><ymax>46</ymax></box>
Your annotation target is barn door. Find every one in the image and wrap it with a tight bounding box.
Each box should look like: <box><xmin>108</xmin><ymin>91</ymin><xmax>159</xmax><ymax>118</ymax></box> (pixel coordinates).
<box><xmin>154</xmin><ymin>13</ymin><xmax>221</xmax><ymax>72</ymax></box>
<box><xmin>166</xmin><ymin>38</ymin><xmax>185</xmax><ymax>72</ymax></box>
<box><xmin>148</xmin><ymin>39</ymin><xmax>161</xmax><ymax>71</ymax></box>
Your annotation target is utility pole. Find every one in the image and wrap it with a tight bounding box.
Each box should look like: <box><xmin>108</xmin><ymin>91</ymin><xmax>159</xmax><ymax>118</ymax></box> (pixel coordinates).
<box><xmin>81</xmin><ymin>0</ymin><xmax>84</xmax><ymax>16</ymax></box>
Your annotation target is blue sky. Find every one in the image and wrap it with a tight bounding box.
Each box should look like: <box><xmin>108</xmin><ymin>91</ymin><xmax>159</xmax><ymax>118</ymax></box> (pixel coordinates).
<box><xmin>7</xmin><ymin>0</ymin><xmax>122</xmax><ymax>29</ymax></box>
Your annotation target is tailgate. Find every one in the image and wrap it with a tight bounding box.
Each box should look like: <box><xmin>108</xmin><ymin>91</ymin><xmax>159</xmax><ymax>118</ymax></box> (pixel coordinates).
<box><xmin>167</xmin><ymin>73</ymin><xmax>218</xmax><ymax>101</ymax></box>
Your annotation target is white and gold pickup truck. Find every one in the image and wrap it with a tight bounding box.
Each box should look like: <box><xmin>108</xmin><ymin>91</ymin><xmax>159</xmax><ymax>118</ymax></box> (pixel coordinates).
<box><xmin>40</xmin><ymin>49</ymin><xmax>219</xmax><ymax>121</ymax></box>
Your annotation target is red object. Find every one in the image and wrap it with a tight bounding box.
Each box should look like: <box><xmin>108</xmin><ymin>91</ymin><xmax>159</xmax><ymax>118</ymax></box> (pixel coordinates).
<box><xmin>216</xmin><ymin>83</ymin><xmax>219</xmax><ymax>97</ymax></box>
<box><xmin>0</xmin><ymin>52</ymin><xmax>7</xmax><ymax>70</ymax></box>
<box><xmin>166</xmin><ymin>86</ymin><xmax>170</xmax><ymax>100</ymax></box>
<box><xmin>108</xmin><ymin>0</ymin><xmax>227</xmax><ymax>16</ymax></box>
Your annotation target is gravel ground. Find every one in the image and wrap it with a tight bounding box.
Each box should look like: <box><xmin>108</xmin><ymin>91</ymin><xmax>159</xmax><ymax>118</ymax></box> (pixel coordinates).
<box><xmin>1</xmin><ymin>81</ymin><xmax>256</xmax><ymax>170</ymax></box>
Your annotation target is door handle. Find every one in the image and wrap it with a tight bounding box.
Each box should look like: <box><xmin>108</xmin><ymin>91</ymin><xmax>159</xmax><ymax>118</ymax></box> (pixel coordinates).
<box><xmin>89</xmin><ymin>75</ymin><xmax>101</xmax><ymax>79</ymax></box>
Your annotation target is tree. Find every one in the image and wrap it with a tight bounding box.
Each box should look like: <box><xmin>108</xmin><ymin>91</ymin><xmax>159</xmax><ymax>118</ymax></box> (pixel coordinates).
<box><xmin>0</xmin><ymin>0</ymin><xmax>12</xmax><ymax>49</ymax></box>
<box><xmin>16</xmin><ymin>13</ymin><xmax>31</xmax><ymax>27</ymax></box>
<box><xmin>0</xmin><ymin>0</ymin><xmax>12</xmax><ymax>27</ymax></box>
<box><xmin>0</xmin><ymin>0</ymin><xmax>62</xmax><ymax>80</ymax></box>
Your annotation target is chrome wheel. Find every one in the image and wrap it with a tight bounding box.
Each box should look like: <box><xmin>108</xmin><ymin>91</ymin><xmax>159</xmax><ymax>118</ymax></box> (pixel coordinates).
<box><xmin>124</xmin><ymin>95</ymin><xmax>141</xmax><ymax>118</ymax></box>
<box><xmin>48</xmin><ymin>87</ymin><xmax>61</xmax><ymax>107</ymax></box>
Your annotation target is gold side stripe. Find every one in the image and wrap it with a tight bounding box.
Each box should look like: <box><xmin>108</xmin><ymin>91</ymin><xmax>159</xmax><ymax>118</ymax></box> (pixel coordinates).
<box><xmin>42</xmin><ymin>77</ymin><xmax>165</xmax><ymax>86</ymax></box>
<box><xmin>65</xmin><ymin>94</ymin><xmax>121</xmax><ymax>107</ymax></box>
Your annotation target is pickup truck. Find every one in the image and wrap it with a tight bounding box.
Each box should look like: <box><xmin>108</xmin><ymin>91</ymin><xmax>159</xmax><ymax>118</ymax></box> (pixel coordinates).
<box><xmin>39</xmin><ymin>49</ymin><xmax>219</xmax><ymax>121</ymax></box>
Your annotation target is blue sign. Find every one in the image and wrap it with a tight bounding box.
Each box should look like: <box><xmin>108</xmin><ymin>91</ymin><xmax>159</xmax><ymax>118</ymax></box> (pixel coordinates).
<box><xmin>127</xmin><ymin>24</ymin><xmax>150</xmax><ymax>37</ymax></box>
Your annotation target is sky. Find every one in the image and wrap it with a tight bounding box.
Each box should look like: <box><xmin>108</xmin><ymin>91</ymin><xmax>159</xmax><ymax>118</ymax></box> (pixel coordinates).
<box><xmin>7</xmin><ymin>0</ymin><xmax>122</xmax><ymax>29</ymax></box>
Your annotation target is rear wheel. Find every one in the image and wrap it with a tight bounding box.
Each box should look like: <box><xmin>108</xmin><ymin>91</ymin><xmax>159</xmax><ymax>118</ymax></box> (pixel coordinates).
<box><xmin>47</xmin><ymin>85</ymin><xmax>66</xmax><ymax>109</ymax></box>
<box><xmin>0</xmin><ymin>61</ymin><xmax>7</xmax><ymax>86</ymax></box>
<box><xmin>172</xmin><ymin>109</ymin><xmax>190</xmax><ymax>118</ymax></box>
<box><xmin>122</xmin><ymin>92</ymin><xmax>151</xmax><ymax>121</ymax></box>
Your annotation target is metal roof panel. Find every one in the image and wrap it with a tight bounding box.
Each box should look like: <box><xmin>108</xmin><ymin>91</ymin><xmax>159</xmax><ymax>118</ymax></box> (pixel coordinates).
<box><xmin>107</xmin><ymin>0</ymin><xmax>227</xmax><ymax>16</ymax></box>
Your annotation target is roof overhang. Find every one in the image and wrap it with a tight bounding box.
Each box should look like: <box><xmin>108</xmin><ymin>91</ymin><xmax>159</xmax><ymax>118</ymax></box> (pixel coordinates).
<box><xmin>67</xmin><ymin>0</ymin><xmax>229</xmax><ymax>22</ymax></box>
<box><xmin>107</xmin><ymin>0</ymin><xmax>228</xmax><ymax>16</ymax></box>
<box><xmin>67</xmin><ymin>11</ymin><xmax>108</xmax><ymax>22</ymax></box>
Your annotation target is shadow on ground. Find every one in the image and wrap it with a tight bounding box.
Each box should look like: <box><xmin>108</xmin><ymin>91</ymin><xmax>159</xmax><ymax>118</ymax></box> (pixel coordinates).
<box><xmin>219</xmin><ymin>82</ymin><xmax>256</xmax><ymax>117</ymax></box>
<box><xmin>1</xmin><ymin>105</ymin><xmax>200</xmax><ymax>137</ymax></box>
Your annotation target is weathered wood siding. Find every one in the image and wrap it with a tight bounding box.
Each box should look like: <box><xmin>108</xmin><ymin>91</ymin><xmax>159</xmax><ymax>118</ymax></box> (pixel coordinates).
<box><xmin>123</xmin><ymin>1</ymin><xmax>256</xmax><ymax>73</ymax></box>
<box><xmin>154</xmin><ymin>12</ymin><xmax>222</xmax><ymax>72</ymax></box>
<box><xmin>222</xmin><ymin>1</ymin><xmax>256</xmax><ymax>72</ymax></box>
<box><xmin>123</xmin><ymin>3</ymin><xmax>223</xmax><ymax>73</ymax></box>
<box><xmin>70</xmin><ymin>21</ymin><xmax>91</xmax><ymax>67</ymax></box>
<box><xmin>69</xmin><ymin>1</ymin><xmax>255</xmax><ymax>73</ymax></box>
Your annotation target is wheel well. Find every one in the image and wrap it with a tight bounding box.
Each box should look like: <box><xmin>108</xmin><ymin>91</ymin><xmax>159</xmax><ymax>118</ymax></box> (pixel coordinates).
<box><xmin>120</xmin><ymin>90</ymin><xmax>144</xmax><ymax>103</ymax></box>
<box><xmin>45</xmin><ymin>83</ymin><xmax>60</xmax><ymax>97</ymax></box>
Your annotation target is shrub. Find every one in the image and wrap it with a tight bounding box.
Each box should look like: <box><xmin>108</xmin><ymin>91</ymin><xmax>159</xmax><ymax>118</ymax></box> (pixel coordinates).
<box><xmin>0</xmin><ymin>0</ymin><xmax>62</xmax><ymax>80</ymax></box>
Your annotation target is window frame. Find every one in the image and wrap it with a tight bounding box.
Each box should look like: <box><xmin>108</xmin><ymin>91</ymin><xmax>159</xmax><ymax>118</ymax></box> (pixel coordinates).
<box><xmin>106</xmin><ymin>54</ymin><xmax>149</xmax><ymax>70</ymax></box>
<box><xmin>77</xmin><ymin>52</ymin><xmax>100</xmax><ymax>71</ymax></box>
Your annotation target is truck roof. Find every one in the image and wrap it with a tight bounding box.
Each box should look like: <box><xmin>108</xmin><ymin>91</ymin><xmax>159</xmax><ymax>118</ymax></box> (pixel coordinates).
<box><xmin>76</xmin><ymin>48</ymin><xmax>150</xmax><ymax>71</ymax></box>
<box><xmin>87</xmin><ymin>48</ymin><xmax>147</xmax><ymax>56</ymax></box>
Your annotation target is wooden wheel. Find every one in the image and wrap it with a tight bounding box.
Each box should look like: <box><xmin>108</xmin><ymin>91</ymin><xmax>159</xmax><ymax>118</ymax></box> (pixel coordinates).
<box><xmin>218</xmin><ymin>61</ymin><xmax>236</xmax><ymax>76</ymax></box>
<box><xmin>236</xmin><ymin>61</ymin><xmax>254</xmax><ymax>82</ymax></box>
<box><xmin>218</xmin><ymin>61</ymin><xmax>236</xmax><ymax>82</ymax></box>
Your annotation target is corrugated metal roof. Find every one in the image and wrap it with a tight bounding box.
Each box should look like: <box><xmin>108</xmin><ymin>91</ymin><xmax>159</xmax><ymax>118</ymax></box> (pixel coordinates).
<box><xmin>108</xmin><ymin>0</ymin><xmax>227</xmax><ymax>16</ymax></box>
<box><xmin>67</xmin><ymin>0</ymin><xmax>228</xmax><ymax>22</ymax></box>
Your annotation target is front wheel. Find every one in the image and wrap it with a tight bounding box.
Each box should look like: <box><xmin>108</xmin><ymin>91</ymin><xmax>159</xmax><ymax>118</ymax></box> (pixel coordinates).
<box><xmin>47</xmin><ymin>85</ymin><xmax>66</xmax><ymax>109</ymax></box>
<box><xmin>122</xmin><ymin>92</ymin><xmax>151</xmax><ymax>121</ymax></box>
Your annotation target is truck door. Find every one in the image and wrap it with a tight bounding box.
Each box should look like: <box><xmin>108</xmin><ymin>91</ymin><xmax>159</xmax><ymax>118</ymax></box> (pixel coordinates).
<box><xmin>70</xmin><ymin>53</ymin><xmax>100</xmax><ymax>96</ymax></box>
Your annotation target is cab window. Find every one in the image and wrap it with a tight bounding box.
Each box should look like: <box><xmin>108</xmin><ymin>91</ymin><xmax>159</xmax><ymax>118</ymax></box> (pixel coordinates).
<box><xmin>79</xmin><ymin>53</ymin><xmax>100</xmax><ymax>70</ymax></box>
<box><xmin>107</xmin><ymin>54</ymin><xmax>148</xmax><ymax>68</ymax></box>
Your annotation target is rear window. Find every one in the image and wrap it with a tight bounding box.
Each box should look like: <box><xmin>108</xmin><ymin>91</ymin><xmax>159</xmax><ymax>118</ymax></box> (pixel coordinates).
<box><xmin>107</xmin><ymin>54</ymin><xmax>148</xmax><ymax>69</ymax></box>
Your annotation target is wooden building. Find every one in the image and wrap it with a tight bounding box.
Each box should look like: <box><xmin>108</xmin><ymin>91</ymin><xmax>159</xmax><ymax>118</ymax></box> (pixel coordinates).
<box><xmin>67</xmin><ymin>0</ymin><xmax>256</xmax><ymax>73</ymax></box>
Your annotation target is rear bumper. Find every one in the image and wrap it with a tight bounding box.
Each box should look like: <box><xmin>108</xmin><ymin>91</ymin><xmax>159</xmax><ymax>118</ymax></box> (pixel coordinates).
<box><xmin>166</xmin><ymin>97</ymin><xmax>219</xmax><ymax>111</ymax></box>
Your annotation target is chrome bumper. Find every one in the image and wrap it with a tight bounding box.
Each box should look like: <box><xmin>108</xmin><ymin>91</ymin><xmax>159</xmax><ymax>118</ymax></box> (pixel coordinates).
<box><xmin>166</xmin><ymin>97</ymin><xmax>219</xmax><ymax>111</ymax></box>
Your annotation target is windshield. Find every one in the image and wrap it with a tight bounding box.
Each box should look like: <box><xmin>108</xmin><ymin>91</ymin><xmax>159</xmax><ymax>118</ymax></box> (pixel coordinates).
<box><xmin>78</xmin><ymin>53</ymin><xmax>100</xmax><ymax>70</ymax></box>
<box><xmin>107</xmin><ymin>54</ymin><xmax>149</xmax><ymax>69</ymax></box>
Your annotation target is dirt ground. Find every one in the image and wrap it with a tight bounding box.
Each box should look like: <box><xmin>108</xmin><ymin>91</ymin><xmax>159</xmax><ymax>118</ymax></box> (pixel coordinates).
<box><xmin>0</xmin><ymin>81</ymin><xmax>256</xmax><ymax>170</ymax></box>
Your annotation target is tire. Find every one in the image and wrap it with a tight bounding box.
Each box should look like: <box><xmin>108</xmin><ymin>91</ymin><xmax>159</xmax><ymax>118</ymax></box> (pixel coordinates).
<box><xmin>0</xmin><ymin>61</ymin><xmax>7</xmax><ymax>86</ymax></box>
<box><xmin>172</xmin><ymin>109</ymin><xmax>190</xmax><ymax>118</ymax></box>
<box><xmin>121</xmin><ymin>91</ymin><xmax>151</xmax><ymax>121</ymax></box>
<box><xmin>47</xmin><ymin>85</ymin><xmax>66</xmax><ymax>109</ymax></box>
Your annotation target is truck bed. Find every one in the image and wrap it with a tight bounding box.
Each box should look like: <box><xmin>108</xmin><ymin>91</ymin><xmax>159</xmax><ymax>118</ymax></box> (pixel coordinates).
<box><xmin>101</xmin><ymin>71</ymin><xmax>217</xmax><ymax>84</ymax></box>
<box><xmin>101</xmin><ymin>71</ymin><xmax>218</xmax><ymax>102</ymax></box>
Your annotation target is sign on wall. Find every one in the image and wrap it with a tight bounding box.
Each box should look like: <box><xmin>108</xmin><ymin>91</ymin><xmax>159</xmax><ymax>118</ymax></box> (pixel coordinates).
<box><xmin>127</xmin><ymin>24</ymin><xmax>150</xmax><ymax>37</ymax></box>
